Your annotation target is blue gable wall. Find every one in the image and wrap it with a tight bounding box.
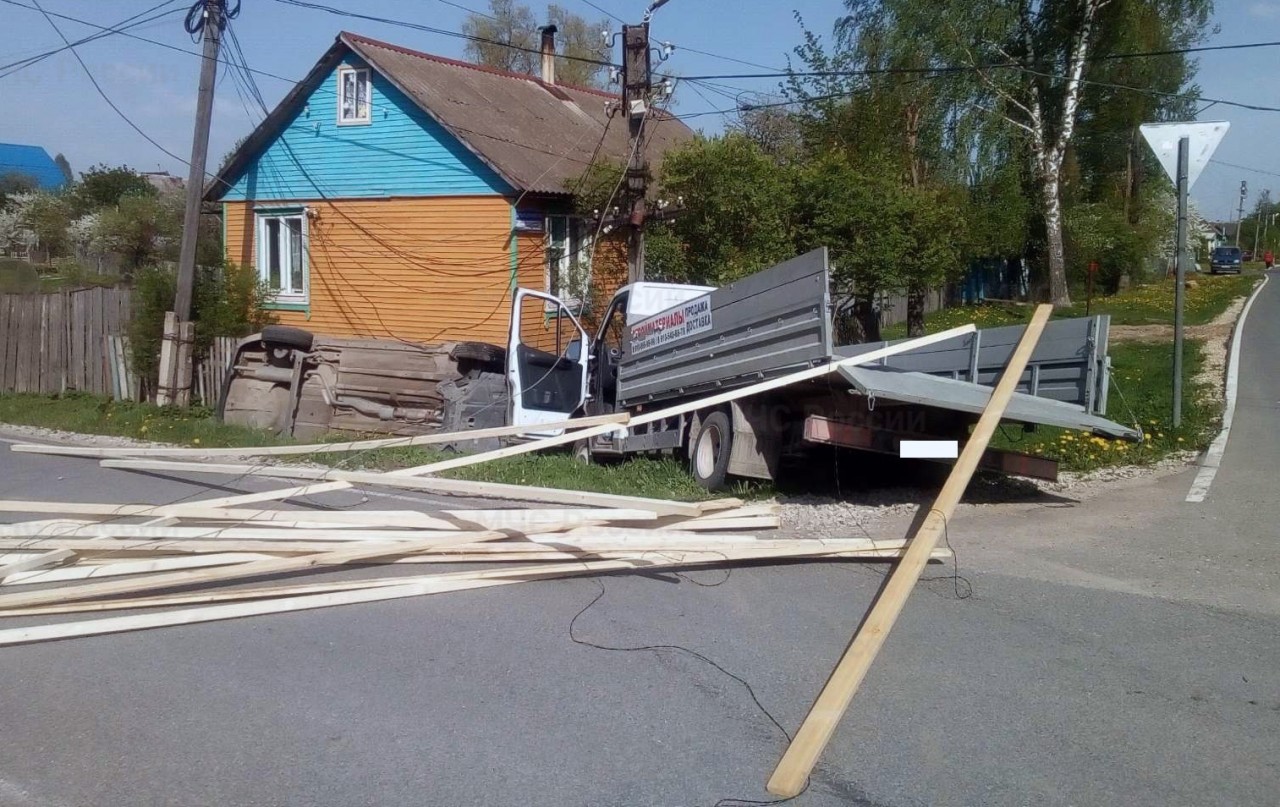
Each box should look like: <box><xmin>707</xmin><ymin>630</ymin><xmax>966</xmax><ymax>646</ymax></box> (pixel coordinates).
<box><xmin>222</xmin><ymin>54</ymin><xmax>511</xmax><ymax>201</ymax></box>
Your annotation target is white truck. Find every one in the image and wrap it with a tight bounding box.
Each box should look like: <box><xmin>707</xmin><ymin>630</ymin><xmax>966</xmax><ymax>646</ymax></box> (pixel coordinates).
<box><xmin>222</xmin><ymin>248</ymin><xmax>1138</xmax><ymax>489</ymax></box>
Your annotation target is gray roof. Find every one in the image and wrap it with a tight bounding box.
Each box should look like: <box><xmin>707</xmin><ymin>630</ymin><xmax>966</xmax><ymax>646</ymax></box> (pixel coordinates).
<box><xmin>209</xmin><ymin>32</ymin><xmax>694</xmax><ymax>200</ymax></box>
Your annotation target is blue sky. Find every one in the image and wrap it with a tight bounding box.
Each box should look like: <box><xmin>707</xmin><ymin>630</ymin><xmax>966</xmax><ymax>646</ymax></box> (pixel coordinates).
<box><xmin>2</xmin><ymin>0</ymin><xmax>1277</xmax><ymax>220</ymax></box>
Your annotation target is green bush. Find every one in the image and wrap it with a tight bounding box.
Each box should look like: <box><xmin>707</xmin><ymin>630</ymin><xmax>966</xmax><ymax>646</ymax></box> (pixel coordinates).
<box><xmin>130</xmin><ymin>261</ymin><xmax>274</xmax><ymax>394</ymax></box>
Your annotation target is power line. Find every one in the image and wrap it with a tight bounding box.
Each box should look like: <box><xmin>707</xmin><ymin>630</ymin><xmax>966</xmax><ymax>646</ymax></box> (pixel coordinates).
<box><xmin>1208</xmin><ymin>159</ymin><xmax>1280</xmax><ymax>180</ymax></box>
<box><xmin>577</xmin><ymin>0</ymin><xmax>623</xmax><ymax>24</ymax></box>
<box><xmin>0</xmin><ymin>0</ymin><xmax>184</xmax><ymax>78</ymax></box>
<box><xmin>676</xmin><ymin>38</ymin><xmax>1280</xmax><ymax>81</ymax></box>
<box><xmin>271</xmin><ymin>0</ymin><xmax>617</xmax><ymax>69</ymax></box>
<box><xmin>25</xmin><ymin>0</ymin><xmax>194</xmax><ymax>170</ymax></box>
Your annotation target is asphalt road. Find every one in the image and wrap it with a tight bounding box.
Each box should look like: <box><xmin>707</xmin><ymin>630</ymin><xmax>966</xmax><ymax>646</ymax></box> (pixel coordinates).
<box><xmin>0</xmin><ymin>274</ymin><xmax>1275</xmax><ymax>806</ymax></box>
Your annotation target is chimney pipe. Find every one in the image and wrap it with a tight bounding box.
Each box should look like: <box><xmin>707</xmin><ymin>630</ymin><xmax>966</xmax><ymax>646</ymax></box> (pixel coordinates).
<box><xmin>539</xmin><ymin>24</ymin><xmax>557</xmax><ymax>85</ymax></box>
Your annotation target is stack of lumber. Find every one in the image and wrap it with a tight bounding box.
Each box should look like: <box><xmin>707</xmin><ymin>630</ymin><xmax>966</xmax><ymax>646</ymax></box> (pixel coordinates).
<box><xmin>0</xmin><ymin>495</ymin><xmax>945</xmax><ymax>646</ymax></box>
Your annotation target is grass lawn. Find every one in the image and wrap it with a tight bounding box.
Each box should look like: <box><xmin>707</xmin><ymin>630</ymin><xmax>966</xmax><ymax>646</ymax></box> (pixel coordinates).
<box><xmin>883</xmin><ymin>269</ymin><xmax>1261</xmax><ymax>338</ymax></box>
<box><xmin>991</xmin><ymin>339</ymin><xmax>1217</xmax><ymax>472</ymax></box>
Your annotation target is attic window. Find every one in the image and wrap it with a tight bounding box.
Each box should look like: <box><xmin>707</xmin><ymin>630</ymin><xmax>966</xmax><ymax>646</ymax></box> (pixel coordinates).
<box><xmin>337</xmin><ymin>66</ymin><xmax>370</xmax><ymax>125</ymax></box>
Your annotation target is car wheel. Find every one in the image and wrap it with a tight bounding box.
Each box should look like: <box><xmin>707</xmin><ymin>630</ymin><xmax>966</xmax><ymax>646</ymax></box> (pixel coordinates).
<box><xmin>260</xmin><ymin>325</ymin><xmax>314</xmax><ymax>352</ymax></box>
<box><xmin>689</xmin><ymin>410</ymin><xmax>732</xmax><ymax>491</ymax></box>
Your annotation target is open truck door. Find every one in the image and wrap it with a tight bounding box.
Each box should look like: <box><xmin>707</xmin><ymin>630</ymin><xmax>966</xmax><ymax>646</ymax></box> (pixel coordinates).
<box><xmin>507</xmin><ymin>289</ymin><xmax>590</xmax><ymax>434</ymax></box>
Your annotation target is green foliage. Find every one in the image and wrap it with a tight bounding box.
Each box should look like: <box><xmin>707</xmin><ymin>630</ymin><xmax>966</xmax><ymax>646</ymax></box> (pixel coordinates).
<box><xmin>131</xmin><ymin>261</ymin><xmax>275</xmax><ymax>390</ymax></box>
<box><xmin>22</xmin><ymin>191</ymin><xmax>72</xmax><ymax>260</ymax></box>
<box><xmin>193</xmin><ymin>261</ymin><xmax>276</xmax><ymax>353</ymax></box>
<box><xmin>462</xmin><ymin>0</ymin><xmax>609</xmax><ymax>87</ymax></box>
<box><xmin>0</xmin><ymin>258</ymin><xmax>40</xmax><ymax>292</ymax></box>
<box><xmin>0</xmin><ymin>172</ymin><xmax>38</xmax><ymax>206</ymax></box>
<box><xmin>656</xmin><ymin>134</ymin><xmax>797</xmax><ymax>284</ymax></box>
<box><xmin>72</xmin><ymin>164</ymin><xmax>155</xmax><ymax>214</ymax></box>
<box><xmin>129</xmin><ymin>264</ymin><xmax>177</xmax><ymax>387</ymax></box>
<box><xmin>995</xmin><ymin>339</ymin><xmax>1215</xmax><ymax>472</ymax></box>
<box><xmin>94</xmin><ymin>193</ymin><xmax>181</xmax><ymax>271</ymax></box>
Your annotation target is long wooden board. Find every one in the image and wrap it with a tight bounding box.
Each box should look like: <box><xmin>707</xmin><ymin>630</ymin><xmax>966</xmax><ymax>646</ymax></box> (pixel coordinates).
<box><xmin>0</xmin><ymin>528</ymin><xmax>513</xmax><ymax>611</ymax></box>
<box><xmin>0</xmin><ymin>502</ymin><xmax>659</xmax><ymax>531</ymax></box>
<box><xmin>0</xmin><ymin>543</ymin><xmax>952</xmax><ymax>645</ymax></box>
<box><xmin>96</xmin><ymin>461</ymin><xmax>710</xmax><ymax>517</ymax></box>
<box><xmin>8</xmin><ymin>413</ymin><xmax>629</xmax><ymax>459</ymax></box>
<box><xmin>765</xmin><ymin>305</ymin><xmax>1053</xmax><ymax>797</ymax></box>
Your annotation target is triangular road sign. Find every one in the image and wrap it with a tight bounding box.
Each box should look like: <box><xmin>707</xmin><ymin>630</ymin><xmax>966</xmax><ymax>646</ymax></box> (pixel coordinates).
<box><xmin>1139</xmin><ymin>121</ymin><xmax>1230</xmax><ymax>190</ymax></box>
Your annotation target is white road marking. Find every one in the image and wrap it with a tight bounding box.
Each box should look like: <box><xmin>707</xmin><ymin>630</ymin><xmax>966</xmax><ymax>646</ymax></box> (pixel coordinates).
<box><xmin>1186</xmin><ymin>273</ymin><xmax>1271</xmax><ymax>502</ymax></box>
<box><xmin>899</xmin><ymin>440</ymin><xmax>959</xmax><ymax>459</ymax></box>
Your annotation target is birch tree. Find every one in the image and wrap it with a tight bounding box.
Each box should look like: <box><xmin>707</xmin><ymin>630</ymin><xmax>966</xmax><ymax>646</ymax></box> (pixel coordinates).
<box><xmin>965</xmin><ymin>0</ymin><xmax>1108</xmax><ymax>305</ymax></box>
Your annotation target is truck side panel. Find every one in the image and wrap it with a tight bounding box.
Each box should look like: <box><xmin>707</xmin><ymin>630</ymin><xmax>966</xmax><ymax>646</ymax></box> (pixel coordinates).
<box><xmin>618</xmin><ymin>248</ymin><xmax>833</xmax><ymax>406</ymax></box>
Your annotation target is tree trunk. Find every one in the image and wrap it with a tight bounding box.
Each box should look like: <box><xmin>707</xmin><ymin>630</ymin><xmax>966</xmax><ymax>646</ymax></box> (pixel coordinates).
<box><xmin>906</xmin><ymin>286</ymin><xmax>927</xmax><ymax>337</ymax></box>
<box><xmin>1042</xmin><ymin>168</ymin><xmax>1071</xmax><ymax>306</ymax></box>
<box><xmin>835</xmin><ymin>291</ymin><xmax>881</xmax><ymax>344</ymax></box>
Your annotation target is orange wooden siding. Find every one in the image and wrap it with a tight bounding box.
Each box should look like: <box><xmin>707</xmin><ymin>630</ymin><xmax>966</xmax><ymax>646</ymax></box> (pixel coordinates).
<box><xmin>224</xmin><ymin>197</ymin><xmax>517</xmax><ymax>344</ymax></box>
<box><xmin>225</xmin><ymin>200</ymin><xmax>632</xmax><ymax>350</ymax></box>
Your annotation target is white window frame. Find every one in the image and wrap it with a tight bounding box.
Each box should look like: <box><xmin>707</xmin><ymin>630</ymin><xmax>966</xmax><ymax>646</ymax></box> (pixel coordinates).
<box><xmin>337</xmin><ymin>66</ymin><xmax>371</xmax><ymax>125</ymax></box>
<box><xmin>255</xmin><ymin>209</ymin><xmax>309</xmax><ymax>305</ymax></box>
<box><xmin>545</xmin><ymin>215</ymin><xmax>593</xmax><ymax>309</ymax></box>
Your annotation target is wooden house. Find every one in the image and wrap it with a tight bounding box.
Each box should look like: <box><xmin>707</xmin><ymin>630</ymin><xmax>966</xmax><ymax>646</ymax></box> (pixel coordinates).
<box><xmin>207</xmin><ymin>30</ymin><xmax>693</xmax><ymax>346</ymax></box>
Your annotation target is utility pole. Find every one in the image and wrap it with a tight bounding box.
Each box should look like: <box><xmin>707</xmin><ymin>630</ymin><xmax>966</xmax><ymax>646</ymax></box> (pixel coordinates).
<box><xmin>160</xmin><ymin>0</ymin><xmax>224</xmax><ymax>406</ymax></box>
<box><xmin>620</xmin><ymin>22</ymin><xmax>651</xmax><ymax>283</ymax></box>
<box><xmin>616</xmin><ymin>0</ymin><xmax>672</xmax><ymax>283</ymax></box>
<box><xmin>1235</xmin><ymin>180</ymin><xmax>1247</xmax><ymax>247</ymax></box>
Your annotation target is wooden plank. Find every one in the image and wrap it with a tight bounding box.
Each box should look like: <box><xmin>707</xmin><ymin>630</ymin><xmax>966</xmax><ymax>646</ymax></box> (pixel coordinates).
<box><xmin>0</xmin><ymin>296</ymin><xmax>13</xmax><ymax>391</ymax></box>
<box><xmin>1</xmin><ymin>553</ymin><xmax>270</xmax><ymax>586</ymax></box>
<box><xmin>156</xmin><ymin>311</ymin><xmax>176</xmax><ymax>405</ymax></box>
<box><xmin>0</xmin><ymin>543</ymin><xmax>941</xmax><ymax>643</ymax></box>
<box><xmin>98</xmin><ymin>460</ymin><xmax>709</xmax><ymax>517</ymax></box>
<box><xmin>0</xmin><ymin>549</ymin><xmax>75</xmax><ymax>582</ymax></box>
<box><xmin>0</xmin><ymin>527</ymin><xmax>520</xmax><ymax>611</ymax></box>
<box><xmin>0</xmin><ymin>546</ymin><xmax>952</xmax><ymax>619</ymax></box>
<box><xmin>765</xmin><ymin>305</ymin><xmax>1053</xmax><ymax>798</ymax></box>
<box><xmin>10</xmin><ymin>413</ymin><xmax>630</xmax><ymax>459</ymax></box>
<box><xmin>0</xmin><ymin>500</ymin><xmax>658</xmax><ymax>529</ymax></box>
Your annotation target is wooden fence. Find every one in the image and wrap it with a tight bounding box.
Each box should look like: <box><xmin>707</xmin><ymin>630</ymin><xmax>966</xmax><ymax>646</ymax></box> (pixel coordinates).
<box><xmin>194</xmin><ymin>336</ymin><xmax>238</xmax><ymax>407</ymax></box>
<box><xmin>0</xmin><ymin>288</ymin><xmax>132</xmax><ymax>396</ymax></box>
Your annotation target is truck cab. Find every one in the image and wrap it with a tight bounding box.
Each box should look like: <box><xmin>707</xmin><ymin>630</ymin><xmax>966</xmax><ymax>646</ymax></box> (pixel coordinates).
<box><xmin>507</xmin><ymin>281</ymin><xmax>713</xmax><ymax>435</ymax></box>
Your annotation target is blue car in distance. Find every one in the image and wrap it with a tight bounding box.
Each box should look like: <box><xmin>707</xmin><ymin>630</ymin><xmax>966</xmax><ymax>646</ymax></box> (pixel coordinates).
<box><xmin>1210</xmin><ymin>246</ymin><xmax>1243</xmax><ymax>274</ymax></box>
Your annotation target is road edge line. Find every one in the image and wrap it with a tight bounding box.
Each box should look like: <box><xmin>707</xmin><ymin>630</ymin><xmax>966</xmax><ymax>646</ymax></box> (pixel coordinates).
<box><xmin>1185</xmin><ymin>272</ymin><xmax>1271</xmax><ymax>503</ymax></box>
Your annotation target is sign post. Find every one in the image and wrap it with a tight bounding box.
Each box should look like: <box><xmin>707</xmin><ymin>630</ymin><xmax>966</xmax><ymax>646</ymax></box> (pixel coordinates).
<box><xmin>1140</xmin><ymin>121</ymin><xmax>1229</xmax><ymax>428</ymax></box>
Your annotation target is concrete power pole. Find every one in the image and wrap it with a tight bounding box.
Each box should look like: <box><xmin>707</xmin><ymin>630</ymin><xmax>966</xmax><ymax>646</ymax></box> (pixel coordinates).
<box><xmin>617</xmin><ymin>0</ymin><xmax>672</xmax><ymax>283</ymax></box>
<box><xmin>620</xmin><ymin>23</ymin><xmax>651</xmax><ymax>283</ymax></box>
<box><xmin>160</xmin><ymin>0</ymin><xmax>224</xmax><ymax>406</ymax></box>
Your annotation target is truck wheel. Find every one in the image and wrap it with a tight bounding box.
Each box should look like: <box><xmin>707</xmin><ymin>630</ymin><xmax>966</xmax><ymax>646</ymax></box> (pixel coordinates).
<box><xmin>572</xmin><ymin>438</ymin><xmax>593</xmax><ymax>465</ymax></box>
<box><xmin>690</xmin><ymin>410</ymin><xmax>732</xmax><ymax>491</ymax></box>
<box><xmin>260</xmin><ymin>325</ymin><xmax>314</xmax><ymax>352</ymax></box>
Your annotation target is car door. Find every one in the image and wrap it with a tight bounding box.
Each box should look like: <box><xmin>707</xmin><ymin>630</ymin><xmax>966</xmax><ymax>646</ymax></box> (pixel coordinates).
<box><xmin>507</xmin><ymin>288</ymin><xmax>590</xmax><ymax>432</ymax></box>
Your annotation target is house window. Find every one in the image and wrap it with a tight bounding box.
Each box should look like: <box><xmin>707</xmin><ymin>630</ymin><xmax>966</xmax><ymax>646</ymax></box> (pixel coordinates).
<box><xmin>337</xmin><ymin>66</ymin><xmax>371</xmax><ymax>125</ymax></box>
<box><xmin>256</xmin><ymin>210</ymin><xmax>307</xmax><ymax>305</ymax></box>
<box><xmin>546</xmin><ymin>215</ymin><xmax>592</xmax><ymax>306</ymax></box>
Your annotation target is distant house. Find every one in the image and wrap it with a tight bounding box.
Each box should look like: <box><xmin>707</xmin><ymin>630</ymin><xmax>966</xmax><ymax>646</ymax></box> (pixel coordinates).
<box><xmin>141</xmin><ymin>171</ymin><xmax>184</xmax><ymax>195</ymax></box>
<box><xmin>0</xmin><ymin>143</ymin><xmax>66</xmax><ymax>190</ymax></box>
<box><xmin>206</xmin><ymin>31</ymin><xmax>694</xmax><ymax>345</ymax></box>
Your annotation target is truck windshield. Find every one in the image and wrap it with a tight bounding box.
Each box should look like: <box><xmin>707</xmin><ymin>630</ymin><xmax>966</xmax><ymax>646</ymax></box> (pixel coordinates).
<box><xmin>1213</xmin><ymin>248</ymin><xmax>1241</xmax><ymax>259</ymax></box>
